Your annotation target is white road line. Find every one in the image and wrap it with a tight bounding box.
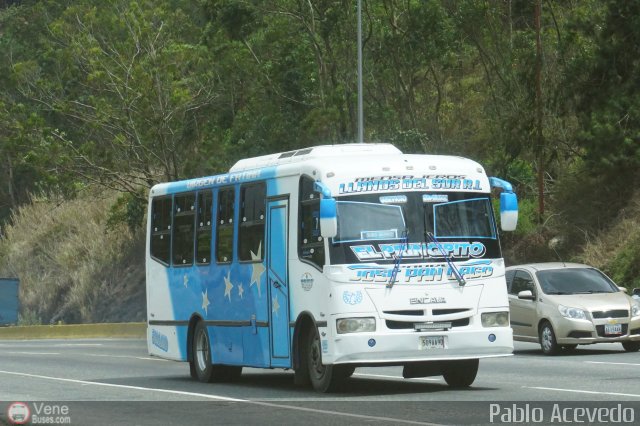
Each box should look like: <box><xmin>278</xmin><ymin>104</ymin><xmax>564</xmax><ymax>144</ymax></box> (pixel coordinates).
<box><xmin>0</xmin><ymin>370</ymin><xmax>446</xmax><ymax>426</ymax></box>
<box><xmin>353</xmin><ymin>373</ymin><xmax>441</xmax><ymax>382</ymax></box>
<box><xmin>81</xmin><ymin>353</ymin><xmax>168</xmax><ymax>362</ymax></box>
<box><xmin>51</xmin><ymin>343</ymin><xmax>104</xmax><ymax>347</ymax></box>
<box><xmin>6</xmin><ymin>351</ymin><xmax>61</xmax><ymax>355</ymax></box>
<box><xmin>0</xmin><ymin>369</ymin><xmax>242</xmax><ymax>401</ymax></box>
<box><xmin>584</xmin><ymin>361</ymin><xmax>640</xmax><ymax>367</ymax></box>
<box><xmin>525</xmin><ymin>386</ymin><xmax>640</xmax><ymax>398</ymax></box>
<box><xmin>2</xmin><ymin>351</ymin><xmax>166</xmax><ymax>362</ymax></box>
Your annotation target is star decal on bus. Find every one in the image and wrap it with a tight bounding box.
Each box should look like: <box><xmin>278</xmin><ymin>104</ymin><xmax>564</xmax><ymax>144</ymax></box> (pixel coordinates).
<box><xmin>238</xmin><ymin>282</ymin><xmax>244</xmax><ymax>299</ymax></box>
<box><xmin>250</xmin><ymin>242</ymin><xmax>266</xmax><ymax>297</ymax></box>
<box><xmin>224</xmin><ymin>271</ymin><xmax>234</xmax><ymax>301</ymax></box>
<box><xmin>272</xmin><ymin>295</ymin><xmax>280</xmax><ymax>317</ymax></box>
<box><xmin>201</xmin><ymin>289</ymin><xmax>210</xmax><ymax>315</ymax></box>
<box><xmin>183</xmin><ymin>274</ymin><xmax>189</xmax><ymax>287</ymax></box>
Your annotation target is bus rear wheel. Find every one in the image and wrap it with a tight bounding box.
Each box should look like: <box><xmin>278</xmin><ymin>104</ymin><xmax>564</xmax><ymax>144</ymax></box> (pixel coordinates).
<box><xmin>190</xmin><ymin>321</ymin><xmax>242</xmax><ymax>383</ymax></box>
<box><xmin>306</xmin><ymin>326</ymin><xmax>349</xmax><ymax>393</ymax></box>
<box><xmin>622</xmin><ymin>341</ymin><xmax>640</xmax><ymax>352</ymax></box>
<box><xmin>442</xmin><ymin>359</ymin><xmax>479</xmax><ymax>388</ymax></box>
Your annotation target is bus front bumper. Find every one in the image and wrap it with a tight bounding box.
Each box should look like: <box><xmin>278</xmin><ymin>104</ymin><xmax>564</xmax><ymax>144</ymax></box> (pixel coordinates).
<box><xmin>325</xmin><ymin>327</ymin><xmax>513</xmax><ymax>365</ymax></box>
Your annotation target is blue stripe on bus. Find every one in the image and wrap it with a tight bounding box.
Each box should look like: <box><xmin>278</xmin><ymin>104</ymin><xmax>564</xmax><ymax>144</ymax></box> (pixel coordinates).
<box><xmin>163</xmin><ymin>167</ymin><xmax>284</xmax><ymax>366</ymax></box>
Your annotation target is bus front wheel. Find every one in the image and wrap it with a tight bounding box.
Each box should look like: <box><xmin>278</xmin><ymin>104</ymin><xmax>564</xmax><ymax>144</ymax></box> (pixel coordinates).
<box><xmin>190</xmin><ymin>321</ymin><xmax>242</xmax><ymax>383</ymax></box>
<box><xmin>442</xmin><ymin>359</ymin><xmax>479</xmax><ymax>388</ymax></box>
<box><xmin>306</xmin><ymin>326</ymin><xmax>350</xmax><ymax>393</ymax></box>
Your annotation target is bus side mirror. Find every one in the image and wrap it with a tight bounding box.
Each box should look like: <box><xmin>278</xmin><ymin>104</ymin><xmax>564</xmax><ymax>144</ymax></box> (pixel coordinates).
<box><xmin>500</xmin><ymin>192</ymin><xmax>518</xmax><ymax>231</ymax></box>
<box><xmin>489</xmin><ymin>176</ymin><xmax>518</xmax><ymax>232</ymax></box>
<box><xmin>319</xmin><ymin>198</ymin><xmax>338</xmax><ymax>239</ymax></box>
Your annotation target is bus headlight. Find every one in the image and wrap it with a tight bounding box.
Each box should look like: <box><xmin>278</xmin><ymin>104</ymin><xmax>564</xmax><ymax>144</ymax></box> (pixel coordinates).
<box><xmin>336</xmin><ymin>317</ymin><xmax>376</xmax><ymax>334</ymax></box>
<box><xmin>481</xmin><ymin>312</ymin><xmax>510</xmax><ymax>327</ymax></box>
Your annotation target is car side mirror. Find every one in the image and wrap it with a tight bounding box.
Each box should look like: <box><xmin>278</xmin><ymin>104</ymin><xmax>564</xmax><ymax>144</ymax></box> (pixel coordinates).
<box><xmin>618</xmin><ymin>286</ymin><xmax>628</xmax><ymax>294</ymax></box>
<box><xmin>518</xmin><ymin>290</ymin><xmax>535</xmax><ymax>300</ymax></box>
<box><xmin>633</xmin><ymin>288</ymin><xmax>640</xmax><ymax>296</ymax></box>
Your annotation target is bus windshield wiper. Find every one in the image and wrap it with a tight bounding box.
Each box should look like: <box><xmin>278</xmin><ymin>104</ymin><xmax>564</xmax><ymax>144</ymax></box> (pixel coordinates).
<box><xmin>425</xmin><ymin>231</ymin><xmax>466</xmax><ymax>287</ymax></box>
<box><xmin>388</xmin><ymin>229</ymin><xmax>409</xmax><ymax>288</ymax></box>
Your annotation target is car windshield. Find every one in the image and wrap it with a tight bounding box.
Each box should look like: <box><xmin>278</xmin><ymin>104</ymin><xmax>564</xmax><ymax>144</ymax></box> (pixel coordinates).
<box><xmin>536</xmin><ymin>268</ymin><xmax>619</xmax><ymax>295</ymax></box>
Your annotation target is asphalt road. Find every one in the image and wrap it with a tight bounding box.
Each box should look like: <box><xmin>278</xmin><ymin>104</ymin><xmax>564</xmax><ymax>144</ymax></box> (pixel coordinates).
<box><xmin>0</xmin><ymin>339</ymin><xmax>639</xmax><ymax>425</ymax></box>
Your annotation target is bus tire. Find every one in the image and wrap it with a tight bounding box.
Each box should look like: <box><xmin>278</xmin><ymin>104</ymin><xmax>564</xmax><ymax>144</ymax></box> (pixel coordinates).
<box><xmin>192</xmin><ymin>320</ymin><xmax>215</xmax><ymax>382</ymax></box>
<box><xmin>293</xmin><ymin>329</ymin><xmax>311</xmax><ymax>386</ymax></box>
<box><xmin>191</xmin><ymin>321</ymin><xmax>243</xmax><ymax>383</ymax></box>
<box><xmin>306</xmin><ymin>326</ymin><xmax>347</xmax><ymax>393</ymax></box>
<box><xmin>442</xmin><ymin>359</ymin><xmax>479</xmax><ymax>388</ymax></box>
<box><xmin>622</xmin><ymin>341</ymin><xmax>640</xmax><ymax>352</ymax></box>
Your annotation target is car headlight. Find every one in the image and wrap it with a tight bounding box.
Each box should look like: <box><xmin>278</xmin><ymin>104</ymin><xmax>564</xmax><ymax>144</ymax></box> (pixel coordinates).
<box><xmin>558</xmin><ymin>304</ymin><xmax>587</xmax><ymax>320</ymax></box>
<box><xmin>481</xmin><ymin>312</ymin><xmax>510</xmax><ymax>327</ymax></box>
<box><xmin>632</xmin><ymin>302</ymin><xmax>640</xmax><ymax>318</ymax></box>
<box><xmin>336</xmin><ymin>317</ymin><xmax>376</xmax><ymax>334</ymax></box>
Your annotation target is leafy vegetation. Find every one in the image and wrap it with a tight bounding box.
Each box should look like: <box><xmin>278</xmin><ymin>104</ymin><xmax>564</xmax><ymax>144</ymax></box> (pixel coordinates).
<box><xmin>2</xmin><ymin>1</ymin><xmax>640</xmax><ymax>323</ymax></box>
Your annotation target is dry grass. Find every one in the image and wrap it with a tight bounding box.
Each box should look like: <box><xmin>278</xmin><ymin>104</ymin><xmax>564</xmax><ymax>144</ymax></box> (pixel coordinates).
<box><xmin>0</xmin><ymin>192</ymin><xmax>145</xmax><ymax>324</ymax></box>
<box><xmin>576</xmin><ymin>193</ymin><xmax>640</xmax><ymax>289</ymax></box>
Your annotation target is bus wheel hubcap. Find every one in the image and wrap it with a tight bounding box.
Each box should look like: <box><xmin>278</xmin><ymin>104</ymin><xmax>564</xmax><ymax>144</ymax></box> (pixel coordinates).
<box><xmin>196</xmin><ymin>330</ymin><xmax>209</xmax><ymax>372</ymax></box>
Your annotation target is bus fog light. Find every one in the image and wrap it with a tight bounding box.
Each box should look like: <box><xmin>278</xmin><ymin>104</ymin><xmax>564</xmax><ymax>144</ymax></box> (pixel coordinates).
<box><xmin>336</xmin><ymin>317</ymin><xmax>376</xmax><ymax>334</ymax></box>
<box><xmin>481</xmin><ymin>312</ymin><xmax>509</xmax><ymax>327</ymax></box>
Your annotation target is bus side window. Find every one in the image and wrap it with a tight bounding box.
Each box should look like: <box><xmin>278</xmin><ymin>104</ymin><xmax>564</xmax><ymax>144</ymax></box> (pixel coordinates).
<box><xmin>151</xmin><ymin>197</ymin><xmax>172</xmax><ymax>265</ymax></box>
<box><xmin>239</xmin><ymin>182</ymin><xmax>266</xmax><ymax>261</ymax></box>
<box><xmin>196</xmin><ymin>191</ymin><xmax>213</xmax><ymax>265</ymax></box>
<box><xmin>216</xmin><ymin>187</ymin><xmax>235</xmax><ymax>263</ymax></box>
<box><xmin>173</xmin><ymin>193</ymin><xmax>196</xmax><ymax>266</ymax></box>
<box><xmin>299</xmin><ymin>176</ymin><xmax>324</xmax><ymax>269</ymax></box>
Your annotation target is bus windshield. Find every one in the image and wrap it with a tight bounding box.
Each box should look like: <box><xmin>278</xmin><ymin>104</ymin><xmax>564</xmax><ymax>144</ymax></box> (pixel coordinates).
<box><xmin>335</xmin><ymin>201</ymin><xmax>406</xmax><ymax>243</ymax></box>
<box><xmin>433</xmin><ymin>198</ymin><xmax>495</xmax><ymax>239</ymax></box>
<box><xmin>328</xmin><ymin>192</ymin><xmax>500</xmax><ymax>265</ymax></box>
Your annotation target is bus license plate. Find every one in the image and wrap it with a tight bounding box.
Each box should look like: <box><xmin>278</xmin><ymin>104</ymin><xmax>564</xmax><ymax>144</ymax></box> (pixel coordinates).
<box><xmin>419</xmin><ymin>336</ymin><xmax>445</xmax><ymax>350</ymax></box>
<box><xmin>604</xmin><ymin>324</ymin><xmax>622</xmax><ymax>335</ymax></box>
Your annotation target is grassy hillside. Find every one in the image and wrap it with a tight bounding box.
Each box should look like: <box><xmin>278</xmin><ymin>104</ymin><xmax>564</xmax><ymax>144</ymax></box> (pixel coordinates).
<box><xmin>0</xmin><ymin>192</ymin><xmax>145</xmax><ymax>325</ymax></box>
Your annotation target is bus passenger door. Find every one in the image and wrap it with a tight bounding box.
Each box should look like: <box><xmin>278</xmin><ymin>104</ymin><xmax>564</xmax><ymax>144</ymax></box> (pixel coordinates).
<box><xmin>266</xmin><ymin>197</ymin><xmax>291</xmax><ymax>367</ymax></box>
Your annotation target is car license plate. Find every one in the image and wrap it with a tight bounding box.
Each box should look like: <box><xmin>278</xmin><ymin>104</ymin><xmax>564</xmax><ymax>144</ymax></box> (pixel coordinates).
<box><xmin>604</xmin><ymin>323</ymin><xmax>622</xmax><ymax>335</ymax></box>
<box><xmin>419</xmin><ymin>336</ymin><xmax>446</xmax><ymax>350</ymax></box>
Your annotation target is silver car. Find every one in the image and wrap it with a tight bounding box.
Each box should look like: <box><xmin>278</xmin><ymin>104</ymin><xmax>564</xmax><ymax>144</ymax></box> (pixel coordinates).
<box><xmin>506</xmin><ymin>263</ymin><xmax>640</xmax><ymax>355</ymax></box>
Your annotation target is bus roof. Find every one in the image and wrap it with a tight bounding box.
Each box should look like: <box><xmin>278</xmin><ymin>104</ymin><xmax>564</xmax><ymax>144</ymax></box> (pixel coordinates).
<box><xmin>229</xmin><ymin>143</ymin><xmax>402</xmax><ymax>172</ymax></box>
<box><xmin>151</xmin><ymin>143</ymin><xmax>489</xmax><ymax>197</ymax></box>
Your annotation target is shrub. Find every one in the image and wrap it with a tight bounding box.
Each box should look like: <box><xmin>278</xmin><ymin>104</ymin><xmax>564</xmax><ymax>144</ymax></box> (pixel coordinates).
<box><xmin>0</xmin><ymin>191</ymin><xmax>146</xmax><ymax>324</ymax></box>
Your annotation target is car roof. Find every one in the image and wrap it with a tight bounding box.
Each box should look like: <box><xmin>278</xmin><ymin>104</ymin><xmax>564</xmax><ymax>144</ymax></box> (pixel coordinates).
<box><xmin>505</xmin><ymin>262</ymin><xmax>596</xmax><ymax>272</ymax></box>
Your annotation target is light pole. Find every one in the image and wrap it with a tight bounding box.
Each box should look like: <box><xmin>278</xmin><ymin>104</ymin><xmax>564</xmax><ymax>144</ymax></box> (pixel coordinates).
<box><xmin>357</xmin><ymin>0</ymin><xmax>364</xmax><ymax>143</ymax></box>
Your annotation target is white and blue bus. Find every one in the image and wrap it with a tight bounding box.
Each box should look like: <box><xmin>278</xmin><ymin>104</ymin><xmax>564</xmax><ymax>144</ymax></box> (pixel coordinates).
<box><xmin>146</xmin><ymin>143</ymin><xmax>518</xmax><ymax>392</ymax></box>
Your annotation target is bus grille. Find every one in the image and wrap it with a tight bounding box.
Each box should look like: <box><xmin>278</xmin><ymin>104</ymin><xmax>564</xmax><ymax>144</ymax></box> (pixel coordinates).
<box><xmin>386</xmin><ymin>317</ymin><xmax>470</xmax><ymax>330</ymax></box>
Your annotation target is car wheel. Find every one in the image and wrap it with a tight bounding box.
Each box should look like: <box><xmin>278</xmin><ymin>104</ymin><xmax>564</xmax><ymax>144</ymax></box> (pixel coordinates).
<box><xmin>539</xmin><ymin>322</ymin><xmax>560</xmax><ymax>355</ymax></box>
<box><xmin>622</xmin><ymin>341</ymin><xmax>640</xmax><ymax>352</ymax></box>
<box><xmin>306</xmin><ymin>326</ymin><xmax>348</xmax><ymax>392</ymax></box>
<box><xmin>442</xmin><ymin>359</ymin><xmax>479</xmax><ymax>388</ymax></box>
